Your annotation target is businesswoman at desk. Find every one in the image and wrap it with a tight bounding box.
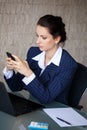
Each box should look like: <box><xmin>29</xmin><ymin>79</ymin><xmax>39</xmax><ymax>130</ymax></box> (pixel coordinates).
<box><xmin>3</xmin><ymin>14</ymin><xmax>77</xmax><ymax>105</ymax></box>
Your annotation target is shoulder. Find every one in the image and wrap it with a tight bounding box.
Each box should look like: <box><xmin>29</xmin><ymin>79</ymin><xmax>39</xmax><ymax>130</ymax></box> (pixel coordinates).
<box><xmin>27</xmin><ymin>46</ymin><xmax>42</xmax><ymax>58</ymax></box>
<box><xmin>61</xmin><ymin>49</ymin><xmax>78</xmax><ymax>68</ymax></box>
<box><xmin>62</xmin><ymin>49</ymin><xmax>76</xmax><ymax>62</ymax></box>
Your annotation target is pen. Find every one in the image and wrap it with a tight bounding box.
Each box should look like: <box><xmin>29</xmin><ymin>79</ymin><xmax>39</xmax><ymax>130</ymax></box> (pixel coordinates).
<box><xmin>56</xmin><ymin>117</ymin><xmax>72</xmax><ymax>125</ymax></box>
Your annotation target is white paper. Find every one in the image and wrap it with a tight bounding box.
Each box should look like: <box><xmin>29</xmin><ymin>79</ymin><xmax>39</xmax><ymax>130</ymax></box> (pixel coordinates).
<box><xmin>43</xmin><ymin>107</ymin><xmax>87</xmax><ymax>127</ymax></box>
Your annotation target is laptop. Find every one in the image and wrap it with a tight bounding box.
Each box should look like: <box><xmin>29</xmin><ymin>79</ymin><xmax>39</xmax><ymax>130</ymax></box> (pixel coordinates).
<box><xmin>0</xmin><ymin>82</ymin><xmax>44</xmax><ymax>116</ymax></box>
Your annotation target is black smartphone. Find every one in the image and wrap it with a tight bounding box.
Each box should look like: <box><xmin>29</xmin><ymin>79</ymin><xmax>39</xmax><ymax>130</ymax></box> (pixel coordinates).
<box><xmin>6</xmin><ymin>52</ymin><xmax>15</xmax><ymax>61</ymax></box>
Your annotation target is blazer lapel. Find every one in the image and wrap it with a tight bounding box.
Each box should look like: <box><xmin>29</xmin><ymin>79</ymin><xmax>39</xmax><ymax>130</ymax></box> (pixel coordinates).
<box><xmin>30</xmin><ymin>59</ymin><xmax>59</xmax><ymax>83</ymax></box>
<box><xmin>29</xmin><ymin>60</ymin><xmax>42</xmax><ymax>77</ymax></box>
<box><xmin>39</xmin><ymin>63</ymin><xmax>59</xmax><ymax>83</ymax></box>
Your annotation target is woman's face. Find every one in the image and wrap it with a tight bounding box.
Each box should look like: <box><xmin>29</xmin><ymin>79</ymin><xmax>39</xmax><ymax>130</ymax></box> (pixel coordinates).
<box><xmin>36</xmin><ymin>25</ymin><xmax>59</xmax><ymax>51</ymax></box>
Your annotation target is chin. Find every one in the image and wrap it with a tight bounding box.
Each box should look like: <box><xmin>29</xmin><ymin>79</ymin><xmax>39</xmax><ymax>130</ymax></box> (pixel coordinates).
<box><xmin>39</xmin><ymin>47</ymin><xmax>44</xmax><ymax>51</ymax></box>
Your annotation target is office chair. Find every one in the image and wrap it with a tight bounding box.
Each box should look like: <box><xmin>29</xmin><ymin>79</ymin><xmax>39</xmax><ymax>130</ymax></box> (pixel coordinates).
<box><xmin>68</xmin><ymin>63</ymin><xmax>87</xmax><ymax>110</ymax></box>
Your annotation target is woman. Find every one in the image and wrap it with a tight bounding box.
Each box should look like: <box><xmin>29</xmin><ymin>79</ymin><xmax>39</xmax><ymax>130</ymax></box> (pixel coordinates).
<box><xmin>3</xmin><ymin>14</ymin><xmax>77</xmax><ymax>105</ymax></box>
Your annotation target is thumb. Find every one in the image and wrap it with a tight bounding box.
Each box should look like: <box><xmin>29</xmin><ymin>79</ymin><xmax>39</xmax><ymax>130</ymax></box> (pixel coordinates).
<box><xmin>12</xmin><ymin>54</ymin><xmax>20</xmax><ymax>62</ymax></box>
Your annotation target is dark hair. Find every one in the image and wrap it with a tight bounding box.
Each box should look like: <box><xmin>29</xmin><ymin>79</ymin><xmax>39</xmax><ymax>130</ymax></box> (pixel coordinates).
<box><xmin>37</xmin><ymin>14</ymin><xmax>67</xmax><ymax>43</ymax></box>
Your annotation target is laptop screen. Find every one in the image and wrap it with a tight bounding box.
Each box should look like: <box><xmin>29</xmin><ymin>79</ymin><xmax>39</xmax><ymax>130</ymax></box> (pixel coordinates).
<box><xmin>0</xmin><ymin>82</ymin><xmax>44</xmax><ymax>116</ymax></box>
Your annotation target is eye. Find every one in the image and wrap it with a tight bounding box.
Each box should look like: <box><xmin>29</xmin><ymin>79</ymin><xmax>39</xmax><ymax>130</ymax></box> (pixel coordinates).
<box><xmin>42</xmin><ymin>36</ymin><xmax>47</xmax><ymax>40</ymax></box>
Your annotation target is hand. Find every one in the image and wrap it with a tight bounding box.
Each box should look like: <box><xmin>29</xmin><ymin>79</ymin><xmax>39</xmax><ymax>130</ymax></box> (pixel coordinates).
<box><xmin>6</xmin><ymin>57</ymin><xmax>14</xmax><ymax>70</ymax></box>
<box><xmin>6</xmin><ymin>55</ymin><xmax>33</xmax><ymax>77</ymax></box>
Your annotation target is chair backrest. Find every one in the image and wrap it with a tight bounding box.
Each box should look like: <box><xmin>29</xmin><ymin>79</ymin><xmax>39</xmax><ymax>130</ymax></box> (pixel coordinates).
<box><xmin>68</xmin><ymin>63</ymin><xmax>87</xmax><ymax>109</ymax></box>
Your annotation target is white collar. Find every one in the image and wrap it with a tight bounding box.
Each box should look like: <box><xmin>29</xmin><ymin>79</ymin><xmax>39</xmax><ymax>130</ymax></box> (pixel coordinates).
<box><xmin>32</xmin><ymin>46</ymin><xmax>62</xmax><ymax>69</ymax></box>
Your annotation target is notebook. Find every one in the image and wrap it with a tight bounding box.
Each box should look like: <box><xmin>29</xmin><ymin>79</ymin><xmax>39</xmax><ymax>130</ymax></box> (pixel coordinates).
<box><xmin>0</xmin><ymin>82</ymin><xmax>44</xmax><ymax>116</ymax></box>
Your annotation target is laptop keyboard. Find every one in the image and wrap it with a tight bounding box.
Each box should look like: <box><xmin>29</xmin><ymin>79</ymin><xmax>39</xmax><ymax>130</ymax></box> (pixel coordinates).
<box><xmin>8</xmin><ymin>93</ymin><xmax>44</xmax><ymax>116</ymax></box>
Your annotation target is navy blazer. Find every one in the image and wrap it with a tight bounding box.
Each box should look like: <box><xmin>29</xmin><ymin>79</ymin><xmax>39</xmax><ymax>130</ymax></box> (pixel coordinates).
<box><xmin>5</xmin><ymin>47</ymin><xmax>78</xmax><ymax>105</ymax></box>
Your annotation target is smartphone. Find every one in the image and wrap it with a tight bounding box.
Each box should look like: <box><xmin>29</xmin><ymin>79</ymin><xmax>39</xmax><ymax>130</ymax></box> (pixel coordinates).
<box><xmin>6</xmin><ymin>52</ymin><xmax>15</xmax><ymax>61</ymax></box>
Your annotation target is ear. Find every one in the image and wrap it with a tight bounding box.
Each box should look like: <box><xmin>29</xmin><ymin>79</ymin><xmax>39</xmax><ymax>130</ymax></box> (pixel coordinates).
<box><xmin>55</xmin><ymin>36</ymin><xmax>61</xmax><ymax>44</ymax></box>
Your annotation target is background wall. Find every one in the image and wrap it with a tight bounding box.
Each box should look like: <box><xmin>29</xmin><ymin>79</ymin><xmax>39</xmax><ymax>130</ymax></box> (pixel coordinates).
<box><xmin>0</xmin><ymin>0</ymin><xmax>87</xmax><ymax>110</ymax></box>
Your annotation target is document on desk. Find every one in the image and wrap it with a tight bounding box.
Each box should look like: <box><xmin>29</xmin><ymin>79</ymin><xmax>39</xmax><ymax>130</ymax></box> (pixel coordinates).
<box><xmin>43</xmin><ymin>107</ymin><xmax>87</xmax><ymax>127</ymax></box>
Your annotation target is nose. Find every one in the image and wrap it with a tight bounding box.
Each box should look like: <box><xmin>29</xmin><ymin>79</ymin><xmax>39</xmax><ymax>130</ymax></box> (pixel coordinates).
<box><xmin>36</xmin><ymin>37</ymin><xmax>41</xmax><ymax>44</ymax></box>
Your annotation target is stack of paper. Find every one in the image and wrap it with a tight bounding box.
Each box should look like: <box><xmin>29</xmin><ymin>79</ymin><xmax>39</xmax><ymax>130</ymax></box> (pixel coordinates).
<box><xmin>43</xmin><ymin>107</ymin><xmax>87</xmax><ymax>127</ymax></box>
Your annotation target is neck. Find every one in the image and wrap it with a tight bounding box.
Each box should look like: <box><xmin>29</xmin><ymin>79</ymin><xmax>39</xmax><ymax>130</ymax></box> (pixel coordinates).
<box><xmin>44</xmin><ymin>45</ymin><xmax>59</xmax><ymax>66</ymax></box>
<box><xmin>45</xmin><ymin>45</ymin><xmax>59</xmax><ymax>60</ymax></box>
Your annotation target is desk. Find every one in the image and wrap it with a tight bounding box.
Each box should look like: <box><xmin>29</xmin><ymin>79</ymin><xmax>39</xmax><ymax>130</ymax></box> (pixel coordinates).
<box><xmin>0</xmin><ymin>101</ymin><xmax>87</xmax><ymax>130</ymax></box>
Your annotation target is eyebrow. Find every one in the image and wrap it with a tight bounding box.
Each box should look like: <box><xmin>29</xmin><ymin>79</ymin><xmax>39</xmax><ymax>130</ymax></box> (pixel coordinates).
<box><xmin>36</xmin><ymin>33</ymin><xmax>47</xmax><ymax>37</ymax></box>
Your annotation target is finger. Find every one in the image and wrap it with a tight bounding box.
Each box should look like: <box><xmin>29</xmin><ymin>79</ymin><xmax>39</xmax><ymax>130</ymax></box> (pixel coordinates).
<box><xmin>12</xmin><ymin>55</ymin><xmax>21</xmax><ymax>62</ymax></box>
<box><xmin>6</xmin><ymin>62</ymin><xmax>14</xmax><ymax>70</ymax></box>
<box><xmin>6</xmin><ymin>57</ymin><xmax>12</xmax><ymax>62</ymax></box>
